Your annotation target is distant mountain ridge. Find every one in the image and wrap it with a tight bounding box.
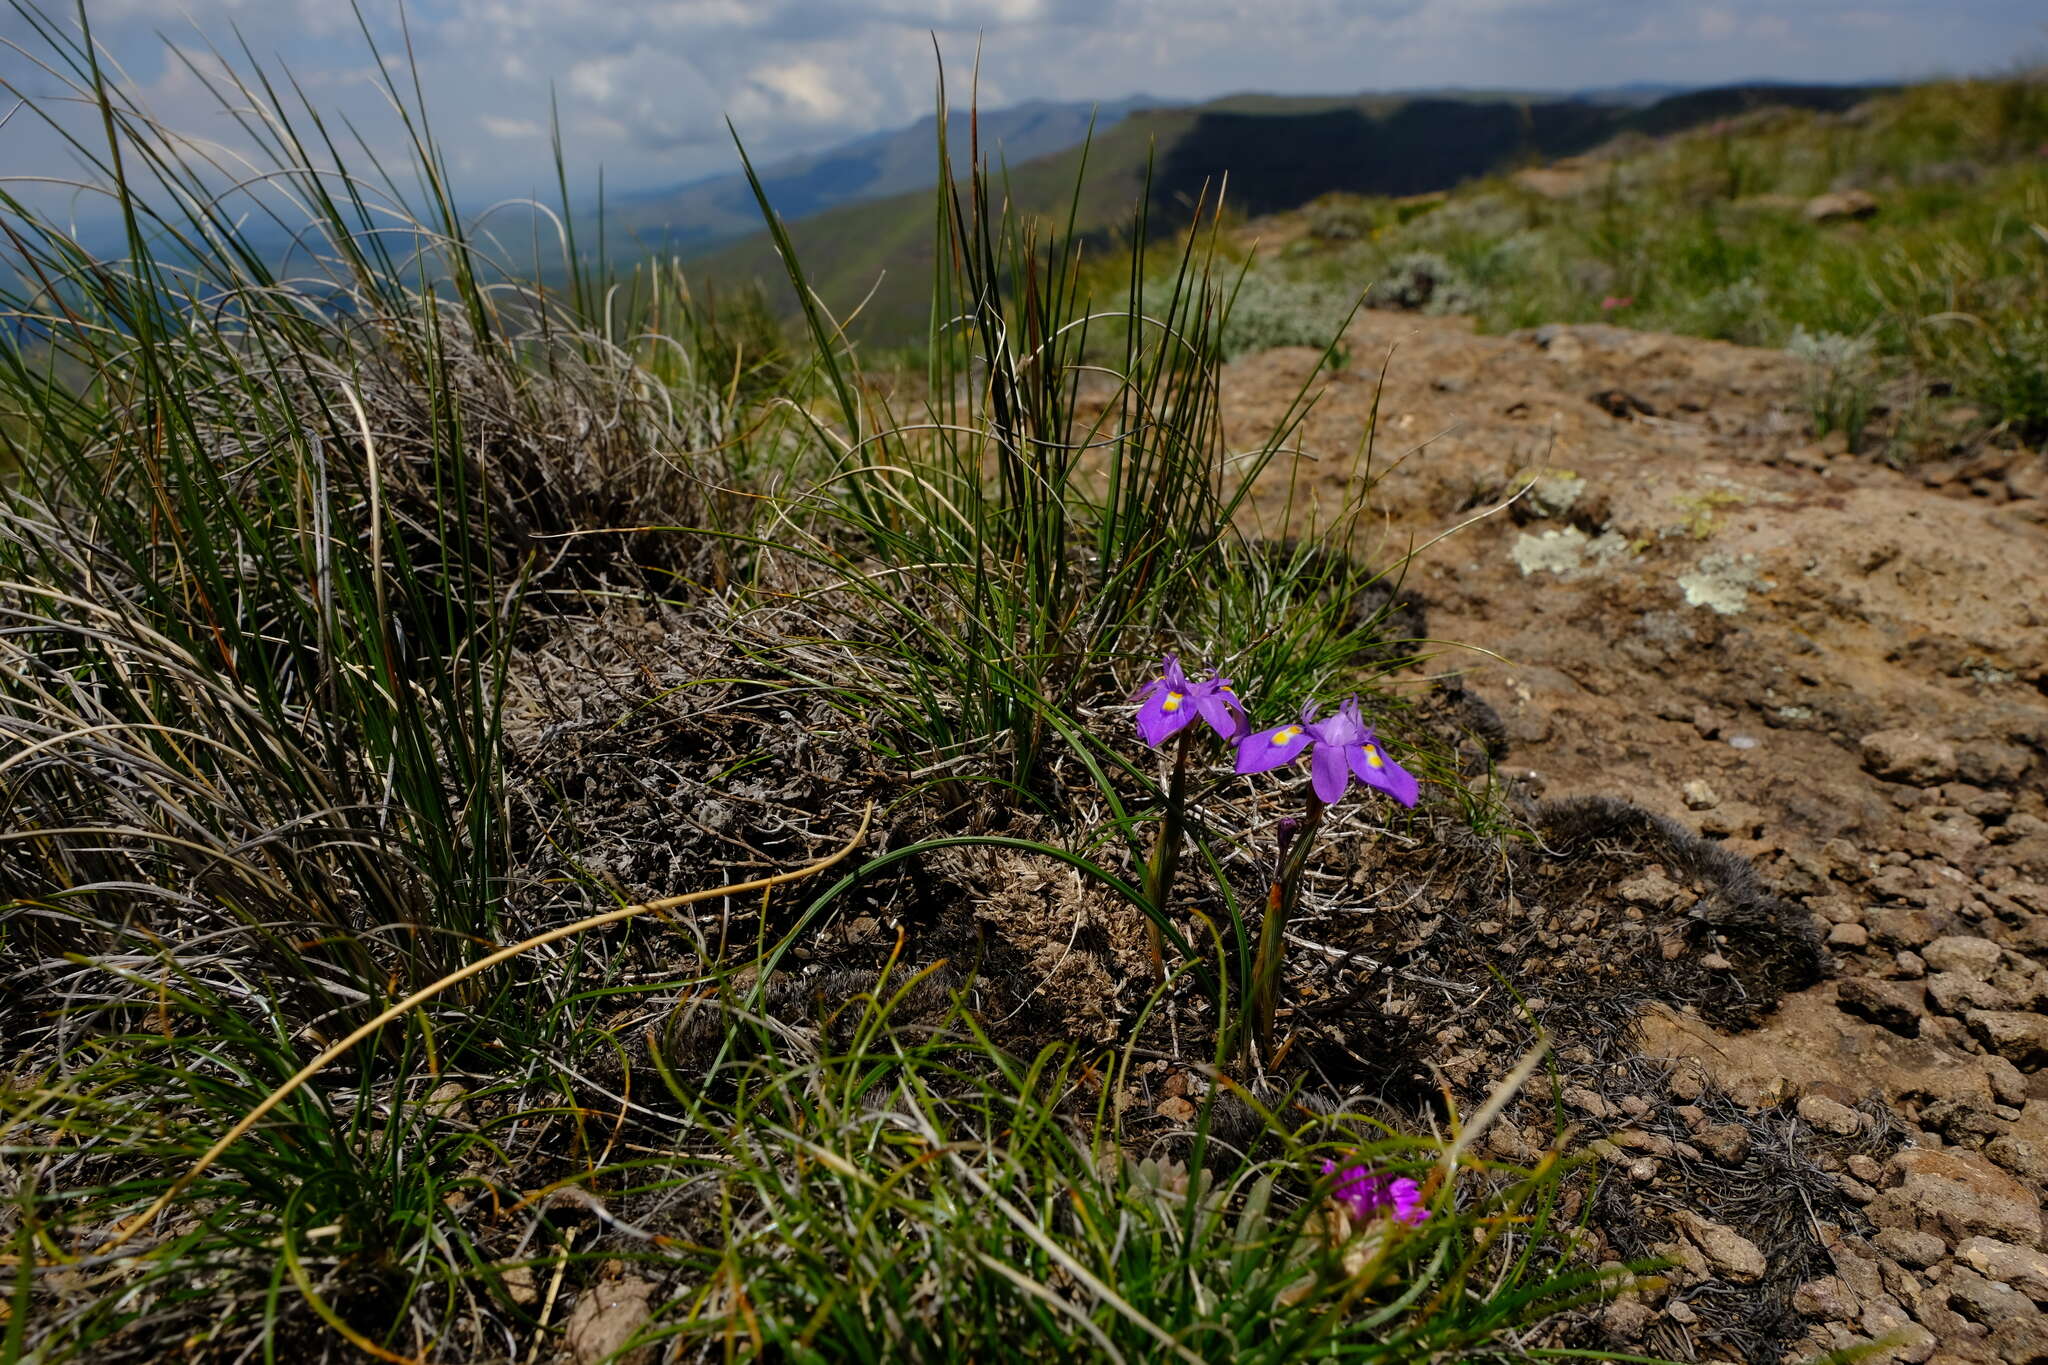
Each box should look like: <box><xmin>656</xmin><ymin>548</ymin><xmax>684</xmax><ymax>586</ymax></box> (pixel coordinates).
<box><xmin>684</xmin><ymin>80</ymin><xmax>1888</xmax><ymax>341</ymax></box>
<box><xmin>608</xmin><ymin>97</ymin><xmax>1165</xmax><ymax>255</ymax></box>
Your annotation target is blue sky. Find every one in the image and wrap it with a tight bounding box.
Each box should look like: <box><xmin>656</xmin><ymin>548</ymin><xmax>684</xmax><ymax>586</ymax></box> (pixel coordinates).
<box><xmin>3</xmin><ymin>0</ymin><xmax>2043</xmax><ymax>218</ymax></box>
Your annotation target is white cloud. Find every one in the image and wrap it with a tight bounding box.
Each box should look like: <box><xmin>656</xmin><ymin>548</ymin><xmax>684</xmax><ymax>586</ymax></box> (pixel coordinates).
<box><xmin>1</xmin><ymin>0</ymin><xmax>2040</xmax><ymax>228</ymax></box>
<box><xmin>480</xmin><ymin>115</ymin><xmax>544</xmax><ymax>138</ymax></box>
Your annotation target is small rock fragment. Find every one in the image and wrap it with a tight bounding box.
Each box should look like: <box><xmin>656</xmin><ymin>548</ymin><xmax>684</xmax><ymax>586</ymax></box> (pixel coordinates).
<box><xmin>1829</xmin><ymin>922</ymin><xmax>1870</xmax><ymax>948</ymax></box>
<box><xmin>1958</xmin><ymin>1237</ymin><xmax>2048</xmax><ymax>1303</ymax></box>
<box><xmin>1967</xmin><ymin>1011</ymin><xmax>2048</xmax><ymax>1070</ymax></box>
<box><xmin>1798</xmin><ymin>1094</ymin><xmax>1865</xmax><ymax>1137</ymax></box>
<box><xmin>1667</xmin><ymin>1060</ymin><xmax>1708</xmax><ymax>1102</ymax></box>
<box><xmin>1793</xmin><ymin>1274</ymin><xmax>1861</xmax><ymax>1319</ymax></box>
<box><xmin>1988</xmin><ymin>1312</ymin><xmax>2048</xmax><ymax>1364</ymax></box>
<box><xmin>1946</xmin><ymin>1266</ymin><xmax>2035</xmax><ymax>1325</ymax></box>
<box><xmin>1861</xmin><ymin>729</ymin><xmax>1961</xmax><ymax>786</ymax></box>
<box><xmin>1872</xmin><ymin>1147</ymin><xmax>2044</xmax><ymax>1248</ymax></box>
<box><xmin>1697</xmin><ymin>1122</ymin><xmax>1753</xmax><ymax>1164</ymax></box>
<box><xmin>1805</xmin><ymin>188</ymin><xmax>1880</xmax><ymax>221</ymax></box>
<box><xmin>1872</xmin><ymin>1227</ymin><xmax>1946</xmax><ymax>1269</ymax></box>
<box><xmin>1682</xmin><ymin>779</ymin><xmax>1721</xmax><ymax>810</ymax></box>
<box><xmin>1672</xmin><ymin>1211</ymin><xmax>1768</xmax><ymax>1283</ymax></box>
<box><xmin>1562</xmin><ymin>1084</ymin><xmax>1614</xmax><ymax>1119</ymax></box>
<box><xmin>1923</xmin><ymin>936</ymin><xmax>2006</xmax><ymax>979</ymax></box>
<box><xmin>1615</xmin><ymin>869</ymin><xmax>1688</xmax><ymax>911</ymax></box>
<box><xmin>563</xmin><ymin>1277</ymin><xmax>657</xmax><ymax>1365</ymax></box>
<box><xmin>1837</xmin><ymin>977</ymin><xmax>1924</xmax><ymax>1036</ymax></box>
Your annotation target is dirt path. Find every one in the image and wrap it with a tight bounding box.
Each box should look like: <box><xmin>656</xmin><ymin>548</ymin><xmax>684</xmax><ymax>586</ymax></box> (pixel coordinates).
<box><xmin>1225</xmin><ymin>312</ymin><xmax>2048</xmax><ymax>1363</ymax></box>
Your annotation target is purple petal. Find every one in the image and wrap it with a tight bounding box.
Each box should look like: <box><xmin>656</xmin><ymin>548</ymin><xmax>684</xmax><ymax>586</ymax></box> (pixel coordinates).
<box><xmin>1388</xmin><ymin>1177</ymin><xmax>1430</xmax><ymax>1225</ymax></box>
<box><xmin>1324</xmin><ymin>1163</ymin><xmax>1379</xmax><ymax>1219</ymax></box>
<box><xmin>1194</xmin><ymin>687</ymin><xmax>1247</xmax><ymax>742</ymax></box>
<box><xmin>1309</xmin><ymin>696</ymin><xmax>1366</xmax><ymax>748</ymax></box>
<box><xmin>1235</xmin><ymin>720</ymin><xmax>1312</xmax><ymax>773</ymax></box>
<box><xmin>1350</xmin><ymin>738</ymin><xmax>1419</xmax><ymax>808</ymax></box>
<box><xmin>1310</xmin><ymin>742</ymin><xmax>1352</xmax><ymax>804</ymax></box>
<box><xmin>1136</xmin><ymin>687</ymin><xmax>1195</xmax><ymax>748</ymax></box>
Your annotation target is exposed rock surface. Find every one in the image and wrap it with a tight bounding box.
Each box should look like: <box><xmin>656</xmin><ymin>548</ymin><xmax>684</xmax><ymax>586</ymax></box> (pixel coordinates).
<box><xmin>1216</xmin><ymin>308</ymin><xmax>2048</xmax><ymax>1362</ymax></box>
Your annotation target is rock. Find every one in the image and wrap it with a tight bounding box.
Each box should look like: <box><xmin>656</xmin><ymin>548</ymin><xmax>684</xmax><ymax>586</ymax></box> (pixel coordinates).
<box><xmin>1925</xmin><ymin>1095</ymin><xmax>2008</xmax><ymax>1146</ymax></box>
<box><xmin>1927</xmin><ymin>937</ymin><xmax>2009</xmax><ymax>979</ymax></box>
<box><xmin>1947</xmin><ymin>1266</ymin><xmax>2036</xmax><ymax>1324</ymax></box>
<box><xmin>1862</xmin><ymin>729</ymin><xmax>1962</xmax><ymax>786</ymax></box>
<box><xmin>1806</xmin><ymin>188</ymin><xmax>1881</xmax><ymax>221</ymax></box>
<box><xmin>1602</xmin><ymin>1298</ymin><xmax>1654</xmax><ymax>1341</ymax></box>
<box><xmin>1562</xmin><ymin>1084</ymin><xmax>1614</xmax><ymax>1119</ymax></box>
<box><xmin>1655</xmin><ymin>1236</ymin><xmax>1711</xmax><ymax>1285</ymax></box>
<box><xmin>1872</xmin><ymin>1147</ymin><xmax>2045</xmax><ymax>1248</ymax></box>
<box><xmin>1667</xmin><ymin>1059</ymin><xmax>1708</xmax><ymax>1102</ymax></box>
<box><xmin>1831</xmin><ymin>922</ymin><xmax>1872</xmax><ymax>948</ymax></box>
<box><xmin>1831</xmin><ymin>1238</ymin><xmax>1887</xmax><ymax>1302</ymax></box>
<box><xmin>1988</xmin><ymin>1134</ymin><xmax>2048</xmax><ymax>1188</ymax></box>
<box><xmin>1869</xmin><ymin>908</ymin><xmax>1948</xmax><ymax>951</ymax></box>
<box><xmin>1683</xmin><ymin>779</ymin><xmax>1721</xmax><ymax>810</ymax></box>
<box><xmin>1986</xmin><ymin>1058</ymin><xmax>2031</xmax><ymax>1108</ymax></box>
<box><xmin>563</xmin><ymin>1276</ymin><xmax>657</xmax><ymax>1365</ymax></box>
<box><xmin>498</xmin><ymin>1262</ymin><xmax>538</xmax><ymax>1306</ymax></box>
<box><xmin>1874</xmin><ymin>1227</ymin><xmax>1948</xmax><ymax>1269</ymax></box>
<box><xmin>1861</xmin><ymin>1306</ymin><xmax>1938</xmax><ymax>1364</ymax></box>
<box><xmin>1968</xmin><ymin>1012</ymin><xmax>2048</xmax><ymax>1070</ymax></box>
<box><xmin>1850</xmin><ymin>1154</ymin><xmax>1885</xmax><ymax>1183</ymax></box>
<box><xmin>1800</xmin><ymin>1093</ymin><xmax>1867</xmax><ymax>1136</ymax></box>
<box><xmin>1958</xmin><ymin>1237</ymin><xmax>2048</xmax><ymax>1303</ymax></box>
<box><xmin>1614</xmin><ymin>869</ymin><xmax>1688</xmax><ymax>911</ymax></box>
<box><xmin>1698</xmin><ymin>1122</ymin><xmax>1753</xmax><ymax>1164</ymax></box>
<box><xmin>2011</xmin><ymin>455</ymin><xmax>2048</xmax><ymax>502</ymax></box>
<box><xmin>1989</xmin><ymin>1313</ymin><xmax>2048</xmax><ymax>1363</ymax></box>
<box><xmin>1960</xmin><ymin>743</ymin><xmax>2033</xmax><ymax>787</ymax></box>
<box><xmin>1839</xmin><ymin>977</ymin><xmax>1925</xmax><ymax>1035</ymax></box>
<box><xmin>1672</xmin><ymin>1211</ymin><xmax>1768</xmax><ymax>1283</ymax></box>
<box><xmin>1931</xmin><ymin>972</ymin><xmax>2021</xmax><ymax>1016</ymax></box>
<box><xmin>1794</xmin><ymin>1274</ymin><xmax>1863</xmax><ymax>1318</ymax></box>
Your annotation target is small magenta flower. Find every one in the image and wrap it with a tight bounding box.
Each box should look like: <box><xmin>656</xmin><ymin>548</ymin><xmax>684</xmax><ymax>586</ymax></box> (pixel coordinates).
<box><xmin>1322</xmin><ymin>1160</ymin><xmax>1430</xmax><ymax>1226</ymax></box>
<box><xmin>1236</xmin><ymin>697</ymin><xmax>1419</xmax><ymax>807</ymax></box>
<box><xmin>1134</xmin><ymin>654</ymin><xmax>1246</xmax><ymax>748</ymax></box>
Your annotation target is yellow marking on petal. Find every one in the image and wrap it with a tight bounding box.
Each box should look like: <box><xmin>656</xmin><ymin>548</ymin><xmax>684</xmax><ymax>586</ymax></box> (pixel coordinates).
<box><xmin>1271</xmin><ymin>725</ymin><xmax>1303</xmax><ymax>745</ymax></box>
<box><xmin>1364</xmin><ymin>744</ymin><xmax>1384</xmax><ymax>769</ymax></box>
<box><xmin>1162</xmin><ymin>691</ymin><xmax>1184</xmax><ymax>712</ymax></box>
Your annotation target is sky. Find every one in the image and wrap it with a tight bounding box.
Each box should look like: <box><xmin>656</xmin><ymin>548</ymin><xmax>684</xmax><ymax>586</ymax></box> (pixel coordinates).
<box><xmin>2</xmin><ymin>0</ymin><xmax>2043</xmax><ymax>225</ymax></box>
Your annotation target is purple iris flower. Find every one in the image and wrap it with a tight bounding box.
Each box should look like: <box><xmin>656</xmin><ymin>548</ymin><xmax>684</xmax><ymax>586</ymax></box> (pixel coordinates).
<box><xmin>1134</xmin><ymin>654</ymin><xmax>1247</xmax><ymax>748</ymax></box>
<box><xmin>1322</xmin><ymin>1160</ymin><xmax>1430</xmax><ymax>1226</ymax></box>
<box><xmin>1236</xmin><ymin>697</ymin><xmax>1419</xmax><ymax>807</ymax></box>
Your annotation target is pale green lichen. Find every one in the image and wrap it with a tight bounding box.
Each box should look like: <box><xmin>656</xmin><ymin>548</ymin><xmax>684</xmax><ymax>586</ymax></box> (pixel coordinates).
<box><xmin>1518</xmin><ymin>467</ymin><xmax>1585</xmax><ymax>521</ymax></box>
<box><xmin>1678</xmin><ymin>552</ymin><xmax>1774</xmax><ymax>614</ymax></box>
<box><xmin>1511</xmin><ymin>527</ymin><xmax>1630</xmax><ymax>579</ymax></box>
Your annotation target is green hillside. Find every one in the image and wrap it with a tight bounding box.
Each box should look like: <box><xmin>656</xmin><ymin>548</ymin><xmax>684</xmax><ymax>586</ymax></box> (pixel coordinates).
<box><xmin>694</xmin><ymin>82</ymin><xmax>1881</xmax><ymax>342</ymax></box>
<box><xmin>1226</xmin><ymin>74</ymin><xmax>2048</xmax><ymax>450</ymax></box>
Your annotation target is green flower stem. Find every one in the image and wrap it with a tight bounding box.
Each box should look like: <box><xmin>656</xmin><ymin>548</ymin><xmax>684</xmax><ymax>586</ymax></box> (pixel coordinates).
<box><xmin>1248</xmin><ymin>793</ymin><xmax>1327</xmax><ymax>1063</ymax></box>
<box><xmin>1140</xmin><ymin>724</ymin><xmax>1196</xmax><ymax>983</ymax></box>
